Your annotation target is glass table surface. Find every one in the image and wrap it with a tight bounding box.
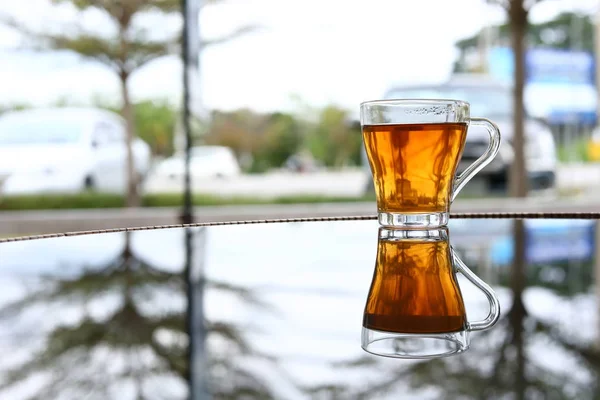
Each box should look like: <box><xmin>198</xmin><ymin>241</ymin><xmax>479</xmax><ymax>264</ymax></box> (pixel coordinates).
<box><xmin>0</xmin><ymin>218</ymin><xmax>597</xmax><ymax>399</ymax></box>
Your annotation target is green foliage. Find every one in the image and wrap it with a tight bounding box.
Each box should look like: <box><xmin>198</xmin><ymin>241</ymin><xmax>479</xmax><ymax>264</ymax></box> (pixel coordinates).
<box><xmin>2</xmin><ymin>1</ymin><xmax>180</xmax><ymax>76</ymax></box>
<box><xmin>306</xmin><ymin>106</ymin><xmax>362</xmax><ymax>168</ymax></box>
<box><xmin>0</xmin><ymin>192</ymin><xmax>126</xmax><ymax>210</ymax></box>
<box><xmin>0</xmin><ymin>103</ymin><xmax>31</xmax><ymax>115</ymax></box>
<box><xmin>134</xmin><ymin>100</ymin><xmax>177</xmax><ymax>156</ymax></box>
<box><xmin>532</xmin><ymin>12</ymin><xmax>593</xmax><ymax>51</ymax></box>
<box><xmin>39</xmin><ymin>98</ymin><xmax>178</xmax><ymax>157</ymax></box>
<box><xmin>28</xmin><ymin>0</ymin><xmax>255</xmax><ymax>75</ymax></box>
<box><xmin>487</xmin><ymin>0</ymin><xmax>549</xmax><ymax>11</ymax></box>
<box><xmin>0</xmin><ymin>99</ymin><xmax>361</xmax><ymax>167</ymax></box>
<box><xmin>204</xmin><ymin>109</ymin><xmax>269</xmax><ymax>162</ymax></box>
<box><xmin>0</xmin><ymin>192</ymin><xmax>374</xmax><ymax>211</ymax></box>
<box><xmin>146</xmin><ymin>192</ymin><xmax>374</xmax><ymax>206</ymax></box>
<box><xmin>43</xmin><ymin>29</ymin><xmax>173</xmax><ymax>74</ymax></box>
<box><xmin>0</xmin><ymin>98</ymin><xmax>175</xmax><ymax>157</ymax></box>
<box><xmin>51</xmin><ymin>0</ymin><xmax>182</xmax><ymax>14</ymax></box>
<box><xmin>557</xmin><ymin>137</ymin><xmax>591</xmax><ymax>163</ymax></box>
<box><xmin>454</xmin><ymin>11</ymin><xmax>592</xmax><ymax>72</ymax></box>
<box><xmin>203</xmin><ymin>105</ymin><xmax>361</xmax><ymax>172</ymax></box>
<box><xmin>251</xmin><ymin>112</ymin><xmax>303</xmax><ymax>172</ymax></box>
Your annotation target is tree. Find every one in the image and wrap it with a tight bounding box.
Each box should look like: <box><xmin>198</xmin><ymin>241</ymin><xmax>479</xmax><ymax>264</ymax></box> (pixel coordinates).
<box><xmin>486</xmin><ymin>0</ymin><xmax>542</xmax><ymax>198</ymax></box>
<box><xmin>0</xmin><ymin>231</ymin><xmax>285</xmax><ymax>399</ymax></box>
<box><xmin>133</xmin><ymin>100</ymin><xmax>178</xmax><ymax>157</ymax></box>
<box><xmin>306</xmin><ymin>106</ymin><xmax>362</xmax><ymax>168</ymax></box>
<box><xmin>484</xmin><ymin>5</ymin><xmax>545</xmax><ymax>382</ymax></box>
<box><xmin>454</xmin><ymin>12</ymin><xmax>593</xmax><ymax>73</ymax></box>
<box><xmin>204</xmin><ymin>108</ymin><xmax>270</xmax><ymax>171</ymax></box>
<box><xmin>331</xmin><ymin>308</ymin><xmax>598</xmax><ymax>399</ymax></box>
<box><xmin>102</xmin><ymin>99</ymin><xmax>178</xmax><ymax>157</ymax></box>
<box><xmin>0</xmin><ymin>0</ymin><xmax>181</xmax><ymax>206</ymax></box>
<box><xmin>257</xmin><ymin>112</ymin><xmax>303</xmax><ymax>169</ymax></box>
<box><xmin>202</xmin><ymin>105</ymin><xmax>363</xmax><ymax>172</ymax></box>
<box><xmin>1</xmin><ymin>0</ymin><xmax>252</xmax><ymax>207</ymax></box>
<box><xmin>311</xmin><ymin>250</ymin><xmax>600</xmax><ymax>399</ymax></box>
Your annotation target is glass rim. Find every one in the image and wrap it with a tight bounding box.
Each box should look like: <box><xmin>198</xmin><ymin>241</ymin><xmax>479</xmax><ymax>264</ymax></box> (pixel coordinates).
<box><xmin>379</xmin><ymin>227</ymin><xmax>449</xmax><ymax>241</ymax></box>
<box><xmin>360</xmin><ymin>98</ymin><xmax>470</xmax><ymax>108</ymax></box>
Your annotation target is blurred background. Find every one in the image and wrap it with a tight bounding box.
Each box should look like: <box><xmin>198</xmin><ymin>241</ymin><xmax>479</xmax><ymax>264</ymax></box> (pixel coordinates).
<box><xmin>2</xmin><ymin>2</ymin><xmax>600</xmax><ymax>400</ymax></box>
<box><xmin>0</xmin><ymin>0</ymin><xmax>598</xmax><ymax>233</ymax></box>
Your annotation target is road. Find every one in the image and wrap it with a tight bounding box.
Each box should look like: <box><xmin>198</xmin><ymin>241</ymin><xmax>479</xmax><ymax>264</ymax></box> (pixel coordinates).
<box><xmin>142</xmin><ymin>163</ymin><xmax>600</xmax><ymax>198</ymax></box>
<box><xmin>1</xmin><ymin>163</ymin><xmax>599</xmax><ymax>237</ymax></box>
<box><xmin>4</xmin><ymin>191</ymin><xmax>600</xmax><ymax>237</ymax></box>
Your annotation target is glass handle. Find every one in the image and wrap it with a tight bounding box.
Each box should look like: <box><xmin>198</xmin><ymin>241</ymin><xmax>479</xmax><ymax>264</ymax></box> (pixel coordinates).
<box><xmin>452</xmin><ymin>117</ymin><xmax>501</xmax><ymax>202</ymax></box>
<box><xmin>451</xmin><ymin>248</ymin><xmax>501</xmax><ymax>332</ymax></box>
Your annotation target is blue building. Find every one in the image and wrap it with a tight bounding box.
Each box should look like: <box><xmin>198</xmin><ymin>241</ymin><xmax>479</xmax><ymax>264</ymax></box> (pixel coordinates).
<box><xmin>488</xmin><ymin>47</ymin><xmax>597</xmax><ymax>126</ymax></box>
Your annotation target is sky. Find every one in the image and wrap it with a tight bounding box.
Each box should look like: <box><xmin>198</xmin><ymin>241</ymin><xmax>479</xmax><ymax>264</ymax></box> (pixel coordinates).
<box><xmin>0</xmin><ymin>0</ymin><xmax>597</xmax><ymax>113</ymax></box>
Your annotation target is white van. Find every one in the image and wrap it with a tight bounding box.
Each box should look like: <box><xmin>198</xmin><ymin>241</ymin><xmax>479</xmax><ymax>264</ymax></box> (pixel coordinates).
<box><xmin>0</xmin><ymin>107</ymin><xmax>151</xmax><ymax>195</ymax></box>
<box><xmin>362</xmin><ymin>75</ymin><xmax>558</xmax><ymax>194</ymax></box>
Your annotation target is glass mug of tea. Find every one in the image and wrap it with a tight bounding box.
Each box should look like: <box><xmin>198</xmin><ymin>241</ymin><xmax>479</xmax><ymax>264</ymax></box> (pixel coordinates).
<box><xmin>361</xmin><ymin>99</ymin><xmax>501</xmax><ymax>228</ymax></box>
<box><xmin>362</xmin><ymin>227</ymin><xmax>500</xmax><ymax>359</ymax></box>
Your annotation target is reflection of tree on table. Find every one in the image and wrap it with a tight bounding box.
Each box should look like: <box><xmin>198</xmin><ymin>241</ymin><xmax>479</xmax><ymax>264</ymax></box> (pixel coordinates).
<box><xmin>308</xmin><ymin>222</ymin><xmax>600</xmax><ymax>400</ymax></box>
<box><xmin>0</xmin><ymin>231</ymin><xmax>284</xmax><ymax>400</ymax></box>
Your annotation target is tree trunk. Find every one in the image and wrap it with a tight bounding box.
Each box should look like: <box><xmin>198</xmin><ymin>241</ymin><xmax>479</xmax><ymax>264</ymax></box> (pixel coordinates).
<box><xmin>507</xmin><ymin>0</ymin><xmax>530</xmax><ymax>356</ymax></box>
<box><xmin>511</xmin><ymin>219</ymin><xmax>527</xmax><ymax>400</ymax></box>
<box><xmin>120</xmin><ymin>73</ymin><xmax>140</xmax><ymax>208</ymax></box>
<box><xmin>508</xmin><ymin>3</ymin><xmax>530</xmax><ymax>398</ymax></box>
<box><xmin>509</xmin><ymin>1</ymin><xmax>529</xmax><ymax>198</ymax></box>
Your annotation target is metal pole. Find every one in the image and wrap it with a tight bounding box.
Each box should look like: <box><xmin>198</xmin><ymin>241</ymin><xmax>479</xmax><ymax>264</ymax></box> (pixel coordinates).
<box><xmin>181</xmin><ymin>2</ymin><xmax>193</xmax><ymax>392</ymax></box>
<box><xmin>186</xmin><ymin>227</ymin><xmax>211</xmax><ymax>400</ymax></box>
<box><xmin>182</xmin><ymin>0</ymin><xmax>193</xmax><ymax>226</ymax></box>
<box><xmin>182</xmin><ymin>1</ymin><xmax>209</xmax><ymax>399</ymax></box>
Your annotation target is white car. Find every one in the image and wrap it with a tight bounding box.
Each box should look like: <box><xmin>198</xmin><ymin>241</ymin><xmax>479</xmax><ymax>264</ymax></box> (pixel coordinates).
<box><xmin>376</xmin><ymin>75</ymin><xmax>558</xmax><ymax>193</ymax></box>
<box><xmin>0</xmin><ymin>107</ymin><xmax>151</xmax><ymax>195</ymax></box>
<box><xmin>150</xmin><ymin>145</ymin><xmax>241</xmax><ymax>181</ymax></box>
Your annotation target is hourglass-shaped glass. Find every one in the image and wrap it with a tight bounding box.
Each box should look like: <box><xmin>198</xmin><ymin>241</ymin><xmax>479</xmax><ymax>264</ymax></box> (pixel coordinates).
<box><xmin>362</xmin><ymin>227</ymin><xmax>500</xmax><ymax>359</ymax></box>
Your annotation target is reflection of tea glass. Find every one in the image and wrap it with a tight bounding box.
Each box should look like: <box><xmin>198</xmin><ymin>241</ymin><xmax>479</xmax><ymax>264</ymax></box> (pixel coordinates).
<box><xmin>362</xmin><ymin>227</ymin><xmax>500</xmax><ymax>359</ymax></box>
<box><xmin>361</xmin><ymin>99</ymin><xmax>501</xmax><ymax>228</ymax></box>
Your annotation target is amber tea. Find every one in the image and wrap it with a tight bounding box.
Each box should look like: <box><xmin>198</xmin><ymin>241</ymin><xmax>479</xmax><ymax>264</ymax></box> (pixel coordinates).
<box><xmin>362</xmin><ymin>122</ymin><xmax>467</xmax><ymax>214</ymax></box>
<box><xmin>363</xmin><ymin>236</ymin><xmax>467</xmax><ymax>334</ymax></box>
<box><xmin>360</xmin><ymin>99</ymin><xmax>500</xmax><ymax>228</ymax></box>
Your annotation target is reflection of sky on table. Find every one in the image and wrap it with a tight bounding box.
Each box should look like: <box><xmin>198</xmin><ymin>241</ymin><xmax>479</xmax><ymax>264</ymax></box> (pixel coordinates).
<box><xmin>0</xmin><ymin>220</ymin><xmax>597</xmax><ymax>399</ymax></box>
